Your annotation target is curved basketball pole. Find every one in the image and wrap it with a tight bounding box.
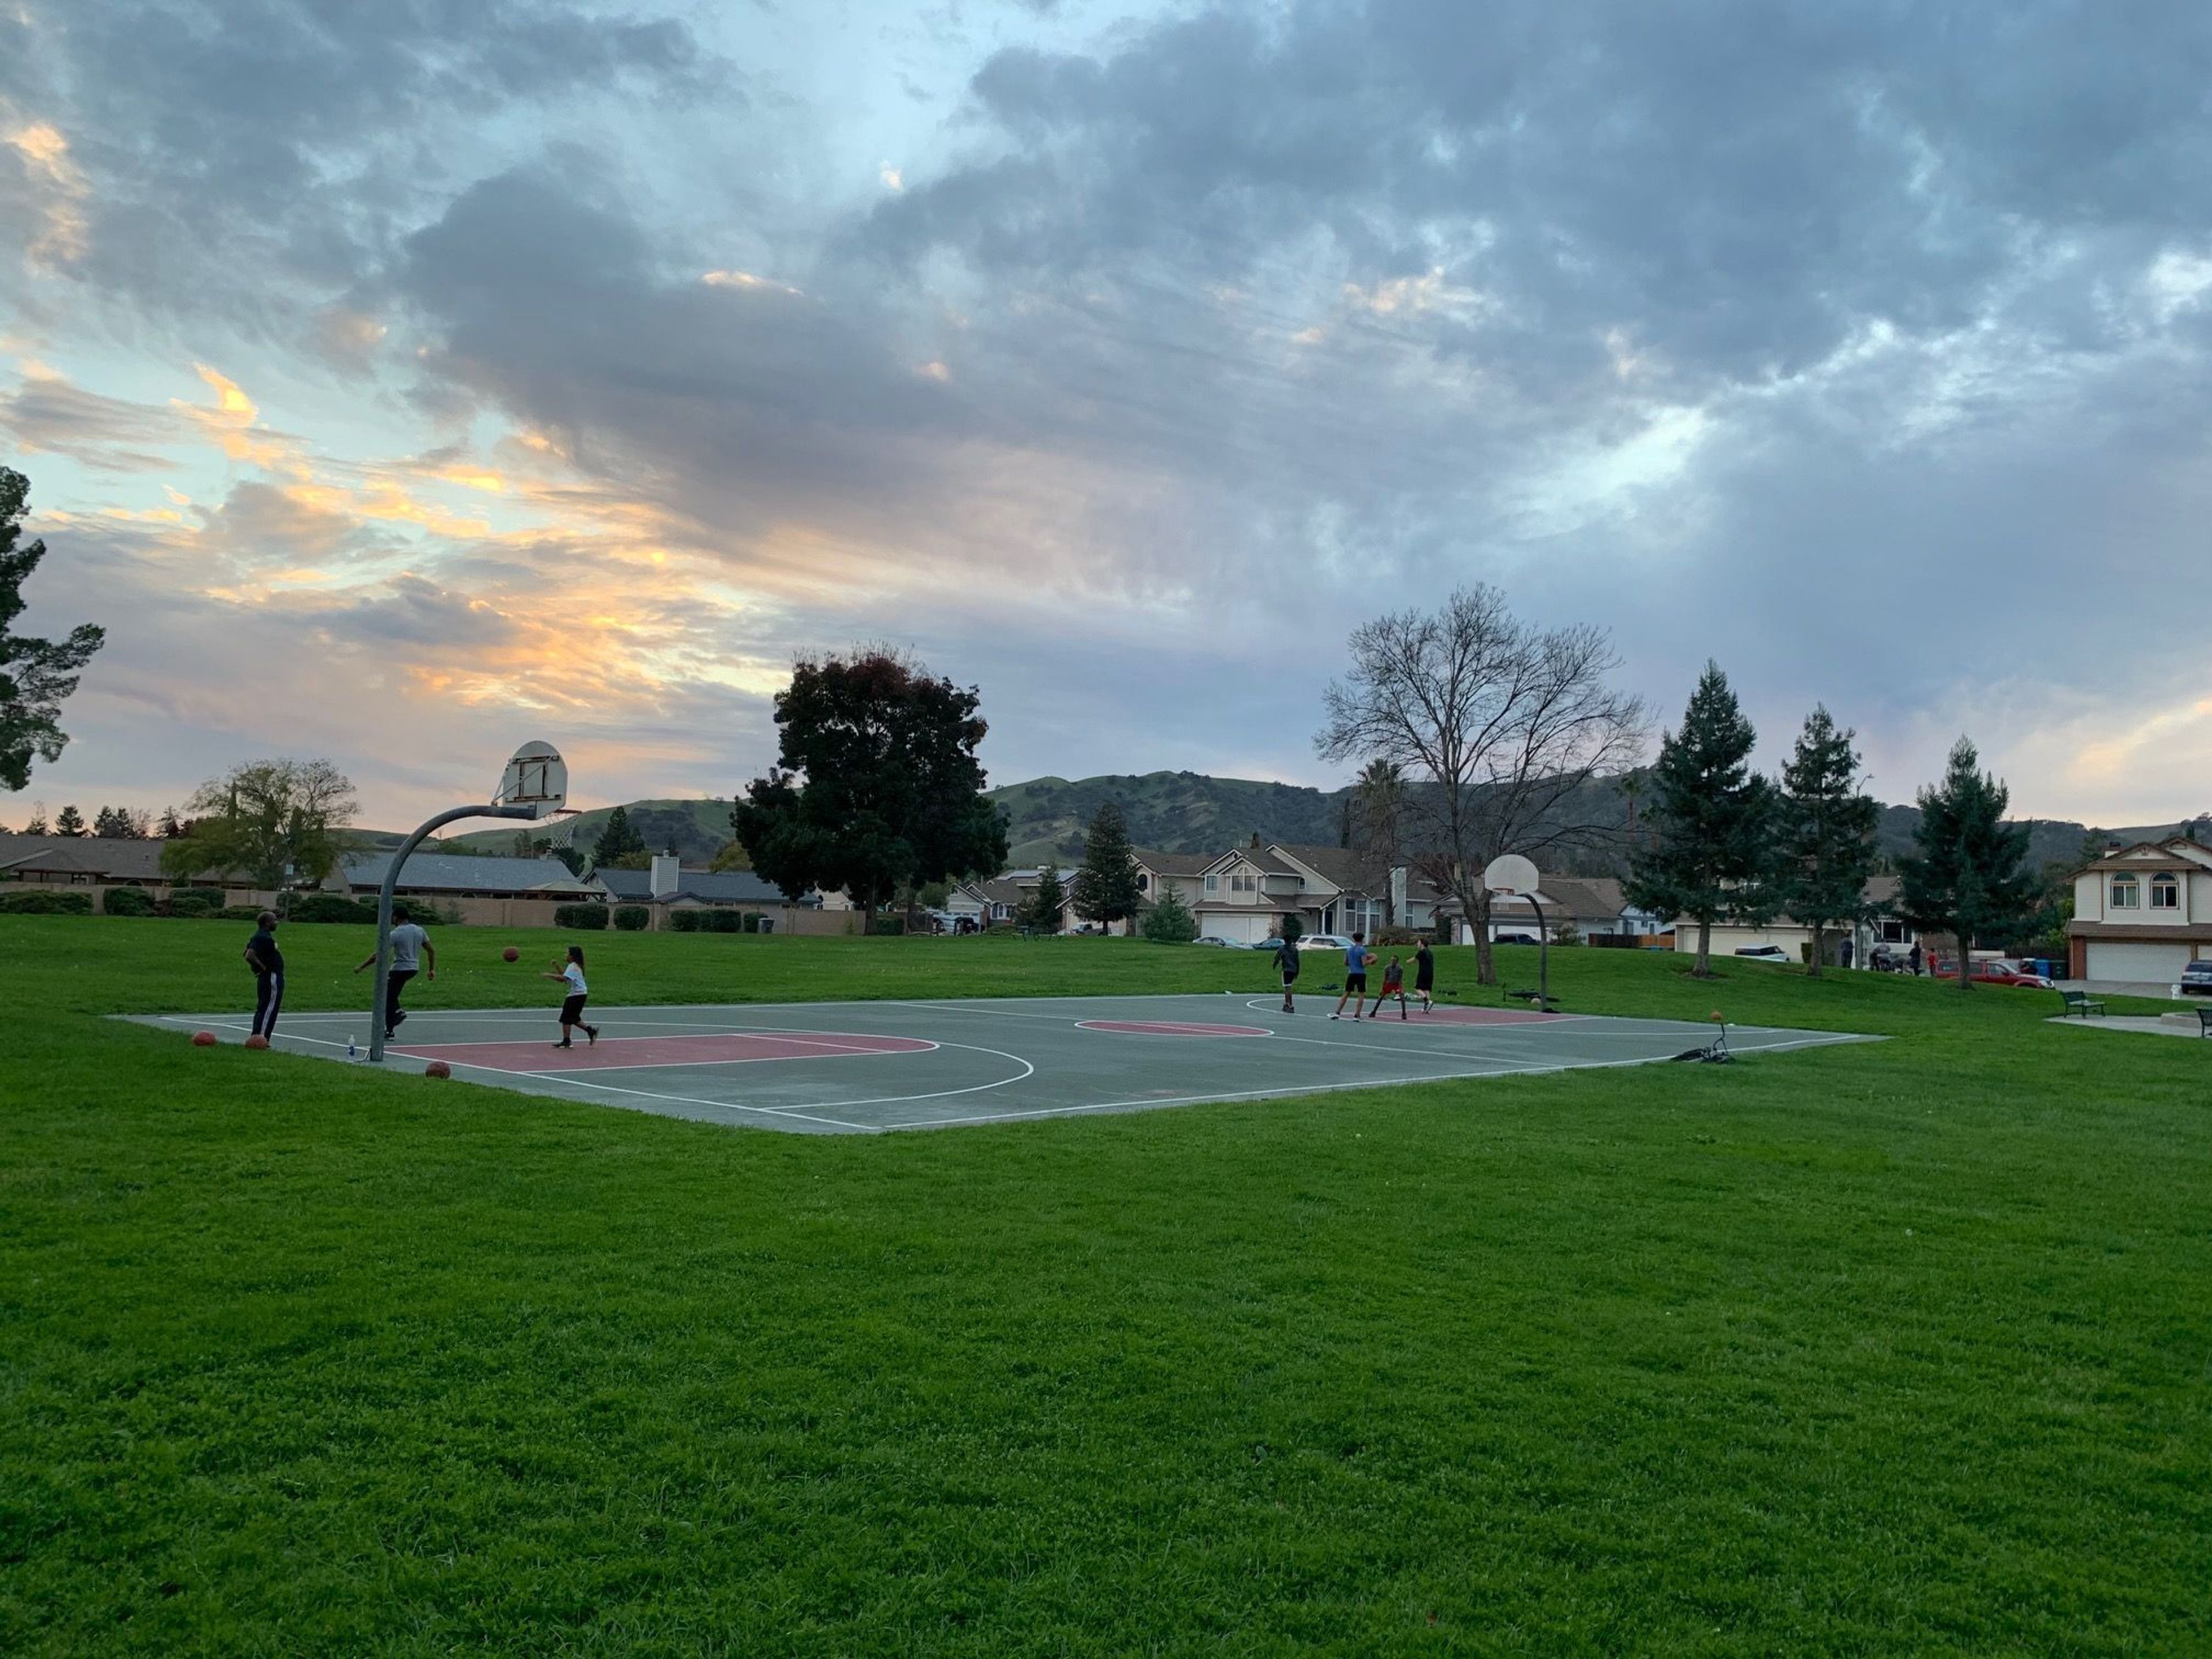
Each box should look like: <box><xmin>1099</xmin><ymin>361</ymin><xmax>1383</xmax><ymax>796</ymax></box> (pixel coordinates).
<box><xmin>366</xmin><ymin>741</ymin><xmax>569</xmax><ymax>1064</ymax></box>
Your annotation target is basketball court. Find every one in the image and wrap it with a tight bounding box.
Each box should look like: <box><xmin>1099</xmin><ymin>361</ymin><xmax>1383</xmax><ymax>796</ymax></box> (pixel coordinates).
<box><xmin>134</xmin><ymin>995</ymin><xmax>1875</xmax><ymax>1134</ymax></box>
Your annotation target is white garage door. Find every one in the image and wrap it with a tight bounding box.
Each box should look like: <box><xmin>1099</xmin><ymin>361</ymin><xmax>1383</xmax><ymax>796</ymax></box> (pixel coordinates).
<box><xmin>2085</xmin><ymin>941</ymin><xmax>2196</xmax><ymax>982</ymax></box>
<box><xmin>1203</xmin><ymin>912</ymin><xmax>1267</xmax><ymax>945</ymax></box>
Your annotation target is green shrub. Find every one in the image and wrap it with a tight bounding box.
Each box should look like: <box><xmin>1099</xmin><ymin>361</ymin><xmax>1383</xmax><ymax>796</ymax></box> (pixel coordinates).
<box><xmin>215</xmin><ymin>906</ymin><xmax>266</xmax><ymax>922</ymax></box>
<box><xmin>168</xmin><ymin>887</ymin><xmax>225</xmax><ymax>911</ymax></box>
<box><xmin>707</xmin><ymin>908</ymin><xmax>743</xmax><ymax>933</ymax></box>
<box><xmin>743</xmin><ymin>912</ymin><xmax>763</xmax><ymax>934</ymax></box>
<box><xmin>668</xmin><ymin>908</ymin><xmax>704</xmax><ymax>933</ymax></box>
<box><xmin>613</xmin><ymin>905</ymin><xmax>652</xmax><ymax>932</ymax></box>
<box><xmin>101</xmin><ymin>887</ymin><xmax>157</xmax><ymax>917</ymax></box>
<box><xmin>554</xmin><ymin>903</ymin><xmax>609</xmax><ymax>931</ymax></box>
<box><xmin>1140</xmin><ymin>891</ymin><xmax>1198</xmax><ymax>944</ymax></box>
<box><xmin>165</xmin><ymin>896</ymin><xmax>213</xmax><ymax>919</ymax></box>
<box><xmin>872</xmin><ymin>915</ymin><xmax>906</xmax><ymax>935</ymax></box>
<box><xmin>0</xmin><ymin>888</ymin><xmax>94</xmax><ymax>915</ymax></box>
<box><xmin>276</xmin><ymin>892</ymin><xmax>377</xmax><ymax>925</ymax></box>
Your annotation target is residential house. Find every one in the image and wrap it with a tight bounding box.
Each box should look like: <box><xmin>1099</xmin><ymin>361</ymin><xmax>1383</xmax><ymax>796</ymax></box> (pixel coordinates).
<box><xmin>2066</xmin><ymin>838</ymin><xmax>2212</xmax><ymax>980</ymax></box>
<box><xmin>0</xmin><ymin>834</ymin><xmax>172</xmax><ymax>888</ymax></box>
<box><xmin>1455</xmin><ymin>876</ymin><xmax>1659</xmax><ymax>945</ymax></box>
<box><xmin>334</xmin><ymin>851</ymin><xmax>603</xmax><ymax>926</ymax></box>
<box><xmin>1670</xmin><ymin>875</ymin><xmax>1919</xmax><ymax>965</ymax></box>
<box><xmin>596</xmin><ymin>854</ymin><xmax>819</xmax><ymax>930</ymax></box>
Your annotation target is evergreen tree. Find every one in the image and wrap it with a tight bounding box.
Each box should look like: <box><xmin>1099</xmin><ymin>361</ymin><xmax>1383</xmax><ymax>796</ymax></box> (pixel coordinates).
<box><xmin>1024</xmin><ymin>862</ymin><xmax>1068</xmax><ymax>933</ymax></box>
<box><xmin>1897</xmin><ymin>737</ymin><xmax>2037</xmax><ymax>990</ymax></box>
<box><xmin>52</xmin><ymin>803</ymin><xmax>85</xmax><ymax>836</ymax></box>
<box><xmin>1775</xmin><ymin>706</ymin><xmax>1879</xmax><ymax>978</ymax></box>
<box><xmin>93</xmin><ymin>805</ymin><xmax>150</xmax><ymax>838</ymax></box>
<box><xmin>157</xmin><ymin>806</ymin><xmax>184</xmax><ymax>838</ymax></box>
<box><xmin>593</xmin><ymin>804</ymin><xmax>647</xmax><ymax>866</ymax></box>
<box><xmin>0</xmin><ymin>467</ymin><xmax>104</xmax><ymax>793</ymax></box>
<box><xmin>1069</xmin><ymin>801</ymin><xmax>1144</xmax><ymax>932</ymax></box>
<box><xmin>1140</xmin><ymin>886</ymin><xmax>1198</xmax><ymax>943</ymax></box>
<box><xmin>1624</xmin><ymin>662</ymin><xmax>1777</xmax><ymax>976</ymax></box>
<box><xmin>22</xmin><ymin>802</ymin><xmax>48</xmax><ymax>834</ymax></box>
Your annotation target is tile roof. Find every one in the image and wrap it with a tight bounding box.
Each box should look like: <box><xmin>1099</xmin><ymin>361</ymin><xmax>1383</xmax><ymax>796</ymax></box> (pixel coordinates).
<box><xmin>595</xmin><ymin>867</ymin><xmax>809</xmax><ymax>905</ymax></box>
<box><xmin>339</xmin><ymin>852</ymin><xmax>599</xmax><ymax>895</ymax></box>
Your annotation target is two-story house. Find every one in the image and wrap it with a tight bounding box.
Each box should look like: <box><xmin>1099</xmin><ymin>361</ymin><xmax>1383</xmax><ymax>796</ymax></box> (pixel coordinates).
<box><xmin>2066</xmin><ymin>838</ymin><xmax>2212</xmax><ymax>981</ymax></box>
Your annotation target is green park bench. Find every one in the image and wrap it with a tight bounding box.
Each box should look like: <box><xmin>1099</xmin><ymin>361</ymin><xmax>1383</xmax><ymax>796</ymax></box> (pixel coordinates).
<box><xmin>2059</xmin><ymin>990</ymin><xmax>2105</xmax><ymax>1018</ymax></box>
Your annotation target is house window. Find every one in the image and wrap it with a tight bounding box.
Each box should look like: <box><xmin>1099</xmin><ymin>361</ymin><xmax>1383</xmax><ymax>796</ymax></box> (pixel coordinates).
<box><xmin>1204</xmin><ymin>874</ymin><xmax>1217</xmax><ymax>892</ymax></box>
<box><xmin>1137</xmin><ymin>873</ymin><xmax>1150</xmax><ymax>892</ymax></box>
<box><xmin>2150</xmin><ymin>874</ymin><xmax>2180</xmax><ymax>910</ymax></box>
<box><xmin>2110</xmin><ymin>874</ymin><xmax>2140</xmax><ymax>910</ymax></box>
<box><xmin>1231</xmin><ymin>872</ymin><xmax>1256</xmax><ymax>893</ymax></box>
<box><xmin>1878</xmin><ymin>919</ymin><xmax>1908</xmax><ymax>944</ymax></box>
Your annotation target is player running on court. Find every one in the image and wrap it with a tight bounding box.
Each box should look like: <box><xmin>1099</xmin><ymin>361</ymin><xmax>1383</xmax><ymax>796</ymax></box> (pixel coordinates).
<box><xmin>543</xmin><ymin>944</ymin><xmax>599</xmax><ymax>1048</ymax></box>
<box><xmin>1331</xmin><ymin>933</ymin><xmax>1373</xmax><ymax>1020</ymax></box>
<box><xmin>1368</xmin><ymin>952</ymin><xmax>1411</xmax><ymax>1020</ymax></box>
<box><xmin>353</xmin><ymin>904</ymin><xmax>435</xmax><ymax>1040</ymax></box>
<box><xmin>1269</xmin><ymin>929</ymin><xmax>1301</xmax><ymax>1012</ymax></box>
<box><xmin>1412</xmin><ymin>939</ymin><xmax>1435</xmax><ymax>1013</ymax></box>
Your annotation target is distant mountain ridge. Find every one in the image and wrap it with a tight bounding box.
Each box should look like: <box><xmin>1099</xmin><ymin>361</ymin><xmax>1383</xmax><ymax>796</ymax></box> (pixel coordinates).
<box><xmin>377</xmin><ymin>771</ymin><xmax>2207</xmax><ymax>877</ymax></box>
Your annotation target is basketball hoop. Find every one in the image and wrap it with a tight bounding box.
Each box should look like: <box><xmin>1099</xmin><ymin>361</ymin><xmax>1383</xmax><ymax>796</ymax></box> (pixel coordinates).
<box><xmin>1483</xmin><ymin>853</ymin><xmax>1540</xmax><ymax>899</ymax></box>
<box><xmin>494</xmin><ymin>740</ymin><xmax>568</xmax><ymax>821</ymax></box>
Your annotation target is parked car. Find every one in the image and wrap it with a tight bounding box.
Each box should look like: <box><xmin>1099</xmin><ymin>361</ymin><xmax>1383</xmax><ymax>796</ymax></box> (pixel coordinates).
<box><xmin>1493</xmin><ymin>930</ymin><xmax>1541</xmax><ymax>946</ymax></box>
<box><xmin>1734</xmin><ymin>945</ymin><xmax>1791</xmax><ymax>962</ymax></box>
<box><xmin>1192</xmin><ymin>935</ymin><xmax>1234</xmax><ymax>948</ymax></box>
<box><xmin>2173</xmin><ymin>961</ymin><xmax>2212</xmax><ymax>997</ymax></box>
<box><xmin>1933</xmin><ymin>959</ymin><xmax>2054</xmax><ymax>988</ymax></box>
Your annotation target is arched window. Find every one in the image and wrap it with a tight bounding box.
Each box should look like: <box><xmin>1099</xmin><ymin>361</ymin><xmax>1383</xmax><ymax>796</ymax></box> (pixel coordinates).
<box><xmin>2110</xmin><ymin>874</ymin><xmax>2140</xmax><ymax>910</ymax></box>
<box><xmin>2150</xmin><ymin>873</ymin><xmax>2180</xmax><ymax>910</ymax></box>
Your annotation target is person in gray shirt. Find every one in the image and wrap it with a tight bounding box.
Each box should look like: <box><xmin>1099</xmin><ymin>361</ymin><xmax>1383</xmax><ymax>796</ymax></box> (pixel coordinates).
<box><xmin>354</xmin><ymin>904</ymin><xmax>436</xmax><ymax>1040</ymax></box>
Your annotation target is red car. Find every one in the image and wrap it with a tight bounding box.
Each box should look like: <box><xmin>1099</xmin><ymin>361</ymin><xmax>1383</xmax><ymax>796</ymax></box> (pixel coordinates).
<box><xmin>1934</xmin><ymin>959</ymin><xmax>2054</xmax><ymax>988</ymax></box>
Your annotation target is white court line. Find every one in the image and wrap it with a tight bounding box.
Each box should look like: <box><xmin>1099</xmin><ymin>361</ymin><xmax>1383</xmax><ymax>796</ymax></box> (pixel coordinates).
<box><xmin>159</xmin><ymin>1018</ymin><xmax>874</xmax><ymax>1132</ymax></box>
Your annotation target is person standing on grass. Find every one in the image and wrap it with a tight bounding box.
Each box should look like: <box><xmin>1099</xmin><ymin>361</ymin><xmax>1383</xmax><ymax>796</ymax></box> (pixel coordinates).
<box><xmin>1411</xmin><ymin>939</ymin><xmax>1435</xmax><ymax>1013</ymax></box>
<box><xmin>244</xmin><ymin>910</ymin><xmax>283</xmax><ymax>1042</ymax></box>
<box><xmin>1368</xmin><ymin>953</ymin><xmax>1410</xmax><ymax>1020</ymax></box>
<box><xmin>1269</xmin><ymin>930</ymin><xmax>1301</xmax><ymax>1013</ymax></box>
<box><xmin>1331</xmin><ymin>932</ymin><xmax>1374</xmax><ymax>1020</ymax></box>
<box><xmin>543</xmin><ymin>944</ymin><xmax>599</xmax><ymax>1048</ymax></box>
<box><xmin>353</xmin><ymin>904</ymin><xmax>434</xmax><ymax>1041</ymax></box>
<box><xmin>1908</xmin><ymin>940</ymin><xmax>1923</xmax><ymax>977</ymax></box>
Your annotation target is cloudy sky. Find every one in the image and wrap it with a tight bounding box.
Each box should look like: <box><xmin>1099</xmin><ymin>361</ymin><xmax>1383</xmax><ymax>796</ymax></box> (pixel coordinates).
<box><xmin>5</xmin><ymin>0</ymin><xmax>2210</xmax><ymax>830</ymax></box>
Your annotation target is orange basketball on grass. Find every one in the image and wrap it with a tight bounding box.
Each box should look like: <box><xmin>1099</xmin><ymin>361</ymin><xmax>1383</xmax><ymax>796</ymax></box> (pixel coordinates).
<box><xmin>191</xmin><ymin>1030</ymin><xmax>217</xmax><ymax>1047</ymax></box>
<box><xmin>423</xmin><ymin>1060</ymin><xmax>452</xmax><ymax>1080</ymax></box>
<box><xmin>502</xmin><ymin>946</ymin><xmax>520</xmax><ymax>962</ymax></box>
<box><xmin>244</xmin><ymin>1034</ymin><xmax>270</xmax><ymax>1050</ymax></box>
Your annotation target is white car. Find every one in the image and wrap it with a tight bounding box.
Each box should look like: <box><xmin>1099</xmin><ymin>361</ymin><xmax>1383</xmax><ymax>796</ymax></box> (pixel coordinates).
<box><xmin>1296</xmin><ymin>934</ymin><xmax>1353</xmax><ymax>952</ymax></box>
<box><xmin>1734</xmin><ymin>945</ymin><xmax>1791</xmax><ymax>962</ymax></box>
<box><xmin>1192</xmin><ymin>935</ymin><xmax>1235</xmax><ymax>948</ymax></box>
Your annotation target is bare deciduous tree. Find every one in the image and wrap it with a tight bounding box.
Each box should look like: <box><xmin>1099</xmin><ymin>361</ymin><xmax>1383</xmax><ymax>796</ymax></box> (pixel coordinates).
<box><xmin>1317</xmin><ymin>586</ymin><xmax>1647</xmax><ymax>984</ymax></box>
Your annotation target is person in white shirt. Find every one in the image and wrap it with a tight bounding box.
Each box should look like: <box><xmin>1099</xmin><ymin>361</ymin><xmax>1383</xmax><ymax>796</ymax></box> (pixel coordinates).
<box><xmin>354</xmin><ymin>904</ymin><xmax>435</xmax><ymax>1039</ymax></box>
<box><xmin>541</xmin><ymin>944</ymin><xmax>599</xmax><ymax>1048</ymax></box>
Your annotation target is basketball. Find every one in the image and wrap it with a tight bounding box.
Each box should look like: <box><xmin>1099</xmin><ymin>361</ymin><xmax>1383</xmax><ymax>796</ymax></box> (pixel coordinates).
<box><xmin>424</xmin><ymin>1060</ymin><xmax>452</xmax><ymax>1080</ymax></box>
<box><xmin>244</xmin><ymin>1034</ymin><xmax>270</xmax><ymax>1050</ymax></box>
<box><xmin>502</xmin><ymin>946</ymin><xmax>520</xmax><ymax>962</ymax></box>
<box><xmin>191</xmin><ymin>1030</ymin><xmax>217</xmax><ymax>1047</ymax></box>
<box><xmin>1709</xmin><ymin>1010</ymin><xmax>1724</xmax><ymax>1023</ymax></box>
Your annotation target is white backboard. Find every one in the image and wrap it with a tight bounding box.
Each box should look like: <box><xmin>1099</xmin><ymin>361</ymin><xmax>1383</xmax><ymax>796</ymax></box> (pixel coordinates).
<box><xmin>1483</xmin><ymin>853</ymin><xmax>1540</xmax><ymax>896</ymax></box>
<box><xmin>495</xmin><ymin>740</ymin><xmax>567</xmax><ymax>820</ymax></box>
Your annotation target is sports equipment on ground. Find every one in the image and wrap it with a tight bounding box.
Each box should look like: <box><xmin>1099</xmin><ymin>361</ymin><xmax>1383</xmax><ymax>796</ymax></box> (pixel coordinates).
<box><xmin>243</xmin><ymin>1035</ymin><xmax>270</xmax><ymax>1051</ymax></box>
<box><xmin>423</xmin><ymin>1060</ymin><xmax>452</xmax><ymax>1080</ymax></box>
<box><xmin>191</xmin><ymin>1031</ymin><xmax>216</xmax><ymax>1047</ymax></box>
<box><xmin>503</xmin><ymin>946</ymin><xmax>520</xmax><ymax>962</ymax></box>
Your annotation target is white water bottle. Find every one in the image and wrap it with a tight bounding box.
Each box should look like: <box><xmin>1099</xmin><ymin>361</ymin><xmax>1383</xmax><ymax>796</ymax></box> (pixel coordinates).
<box><xmin>347</xmin><ymin>1035</ymin><xmax>357</xmax><ymax>1059</ymax></box>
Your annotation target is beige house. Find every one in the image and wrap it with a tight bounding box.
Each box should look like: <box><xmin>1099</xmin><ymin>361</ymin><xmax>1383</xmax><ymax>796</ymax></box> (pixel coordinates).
<box><xmin>2066</xmin><ymin>839</ymin><xmax>2212</xmax><ymax>980</ymax></box>
<box><xmin>1669</xmin><ymin>875</ymin><xmax>1921</xmax><ymax>965</ymax></box>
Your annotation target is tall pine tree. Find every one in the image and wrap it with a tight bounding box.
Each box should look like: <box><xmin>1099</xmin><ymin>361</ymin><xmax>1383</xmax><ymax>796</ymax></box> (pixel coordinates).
<box><xmin>1624</xmin><ymin>662</ymin><xmax>1776</xmax><ymax>976</ymax></box>
<box><xmin>1897</xmin><ymin>737</ymin><xmax>2036</xmax><ymax>990</ymax></box>
<box><xmin>52</xmin><ymin>804</ymin><xmax>85</xmax><ymax>836</ymax></box>
<box><xmin>0</xmin><ymin>467</ymin><xmax>104</xmax><ymax>793</ymax></box>
<box><xmin>1775</xmin><ymin>706</ymin><xmax>1879</xmax><ymax>978</ymax></box>
<box><xmin>1024</xmin><ymin>861</ymin><xmax>1068</xmax><ymax>933</ymax></box>
<box><xmin>593</xmin><ymin>805</ymin><xmax>647</xmax><ymax>868</ymax></box>
<box><xmin>1069</xmin><ymin>801</ymin><xmax>1144</xmax><ymax>933</ymax></box>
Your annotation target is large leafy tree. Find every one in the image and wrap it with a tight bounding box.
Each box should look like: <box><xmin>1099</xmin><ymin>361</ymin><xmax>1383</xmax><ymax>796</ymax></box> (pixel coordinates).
<box><xmin>1069</xmin><ymin>801</ymin><xmax>1145</xmax><ymax>931</ymax></box>
<box><xmin>1775</xmin><ymin>706</ymin><xmax>1880</xmax><ymax>978</ymax></box>
<box><xmin>1624</xmin><ymin>662</ymin><xmax>1777</xmax><ymax>976</ymax></box>
<box><xmin>1317</xmin><ymin>585</ymin><xmax>1646</xmax><ymax>985</ymax></box>
<box><xmin>0</xmin><ymin>467</ymin><xmax>104</xmax><ymax>792</ymax></box>
<box><xmin>1897</xmin><ymin>737</ymin><xmax>2037</xmax><ymax>990</ymax></box>
<box><xmin>161</xmin><ymin>759</ymin><xmax>358</xmax><ymax>889</ymax></box>
<box><xmin>732</xmin><ymin>650</ymin><xmax>1007</xmax><ymax>930</ymax></box>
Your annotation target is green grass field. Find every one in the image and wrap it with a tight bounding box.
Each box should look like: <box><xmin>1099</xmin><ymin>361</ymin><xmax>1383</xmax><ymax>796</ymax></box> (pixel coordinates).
<box><xmin>3</xmin><ymin>919</ymin><xmax>2207</xmax><ymax>1654</ymax></box>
